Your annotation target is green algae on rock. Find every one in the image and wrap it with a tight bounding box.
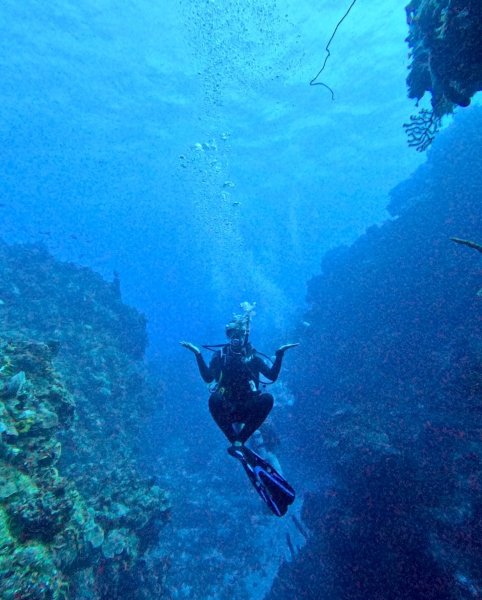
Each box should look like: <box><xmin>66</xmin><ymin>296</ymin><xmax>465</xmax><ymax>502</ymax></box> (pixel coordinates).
<box><xmin>0</xmin><ymin>341</ymin><xmax>84</xmax><ymax>599</ymax></box>
<box><xmin>0</xmin><ymin>241</ymin><xmax>170</xmax><ymax>599</ymax></box>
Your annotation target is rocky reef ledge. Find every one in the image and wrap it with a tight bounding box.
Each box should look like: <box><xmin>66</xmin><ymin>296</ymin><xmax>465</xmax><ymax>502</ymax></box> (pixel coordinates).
<box><xmin>406</xmin><ymin>0</ymin><xmax>482</xmax><ymax>116</ymax></box>
<box><xmin>267</xmin><ymin>108</ymin><xmax>482</xmax><ymax>600</ymax></box>
<box><xmin>0</xmin><ymin>242</ymin><xmax>170</xmax><ymax>599</ymax></box>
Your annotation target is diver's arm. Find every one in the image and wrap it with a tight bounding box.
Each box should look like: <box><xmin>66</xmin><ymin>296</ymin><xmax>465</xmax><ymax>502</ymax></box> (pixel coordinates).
<box><xmin>256</xmin><ymin>343</ymin><xmax>300</xmax><ymax>382</ymax></box>
<box><xmin>180</xmin><ymin>341</ymin><xmax>216</xmax><ymax>383</ymax></box>
<box><xmin>195</xmin><ymin>352</ymin><xmax>217</xmax><ymax>383</ymax></box>
<box><xmin>256</xmin><ymin>353</ymin><xmax>283</xmax><ymax>382</ymax></box>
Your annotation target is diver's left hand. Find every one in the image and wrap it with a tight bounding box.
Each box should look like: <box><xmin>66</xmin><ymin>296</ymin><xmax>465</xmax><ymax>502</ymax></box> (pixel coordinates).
<box><xmin>276</xmin><ymin>343</ymin><xmax>300</xmax><ymax>354</ymax></box>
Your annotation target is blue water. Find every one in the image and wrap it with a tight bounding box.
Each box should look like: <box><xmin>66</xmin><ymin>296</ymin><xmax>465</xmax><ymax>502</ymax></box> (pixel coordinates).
<box><xmin>2</xmin><ymin>2</ymin><xmax>481</xmax><ymax>599</ymax></box>
<box><xmin>0</xmin><ymin>0</ymin><xmax>426</xmax><ymax>357</ymax></box>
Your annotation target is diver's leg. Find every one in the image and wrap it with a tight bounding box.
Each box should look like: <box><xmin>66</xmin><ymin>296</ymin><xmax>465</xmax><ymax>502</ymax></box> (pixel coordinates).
<box><xmin>208</xmin><ymin>392</ymin><xmax>238</xmax><ymax>443</ymax></box>
<box><xmin>239</xmin><ymin>392</ymin><xmax>273</xmax><ymax>443</ymax></box>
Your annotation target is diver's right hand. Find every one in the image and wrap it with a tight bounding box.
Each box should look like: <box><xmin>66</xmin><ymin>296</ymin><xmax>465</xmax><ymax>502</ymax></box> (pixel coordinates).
<box><xmin>180</xmin><ymin>341</ymin><xmax>201</xmax><ymax>355</ymax></box>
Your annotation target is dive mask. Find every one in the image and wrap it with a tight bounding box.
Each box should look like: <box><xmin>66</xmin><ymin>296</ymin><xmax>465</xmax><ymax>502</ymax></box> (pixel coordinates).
<box><xmin>226</xmin><ymin>323</ymin><xmax>247</xmax><ymax>351</ymax></box>
<box><xmin>229</xmin><ymin>333</ymin><xmax>246</xmax><ymax>350</ymax></box>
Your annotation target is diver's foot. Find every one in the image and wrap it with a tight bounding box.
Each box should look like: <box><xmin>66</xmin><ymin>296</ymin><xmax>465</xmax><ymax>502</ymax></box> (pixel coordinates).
<box><xmin>231</xmin><ymin>422</ymin><xmax>245</xmax><ymax>436</ymax></box>
<box><xmin>0</xmin><ymin>371</ymin><xmax>26</xmax><ymax>398</ymax></box>
<box><xmin>227</xmin><ymin>441</ymin><xmax>244</xmax><ymax>457</ymax></box>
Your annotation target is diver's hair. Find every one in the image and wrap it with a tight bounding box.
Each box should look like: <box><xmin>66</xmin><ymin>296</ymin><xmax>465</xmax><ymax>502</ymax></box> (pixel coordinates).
<box><xmin>226</xmin><ymin>313</ymin><xmax>248</xmax><ymax>332</ymax></box>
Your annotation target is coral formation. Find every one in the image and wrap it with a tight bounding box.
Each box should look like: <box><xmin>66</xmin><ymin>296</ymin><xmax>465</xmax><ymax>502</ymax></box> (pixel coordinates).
<box><xmin>404</xmin><ymin>0</ymin><xmax>482</xmax><ymax>149</ymax></box>
<box><xmin>0</xmin><ymin>242</ymin><xmax>170</xmax><ymax>598</ymax></box>
<box><xmin>403</xmin><ymin>108</ymin><xmax>441</xmax><ymax>152</ymax></box>
<box><xmin>1</xmin><ymin>341</ymin><xmax>88</xmax><ymax>599</ymax></box>
<box><xmin>267</xmin><ymin>109</ymin><xmax>482</xmax><ymax>599</ymax></box>
<box><xmin>406</xmin><ymin>0</ymin><xmax>482</xmax><ymax>115</ymax></box>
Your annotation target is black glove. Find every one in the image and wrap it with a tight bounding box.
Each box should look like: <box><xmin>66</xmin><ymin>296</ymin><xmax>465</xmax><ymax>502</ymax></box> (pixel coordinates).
<box><xmin>275</xmin><ymin>343</ymin><xmax>299</xmax><ymax>356</ymax></box>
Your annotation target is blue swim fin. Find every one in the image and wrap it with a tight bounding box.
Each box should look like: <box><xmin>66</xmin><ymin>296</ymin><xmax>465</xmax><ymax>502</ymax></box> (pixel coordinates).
<box><xmin>228</xmin><ymin>444</ymin><xmax>295</xmax><ymax>517</ymax></box>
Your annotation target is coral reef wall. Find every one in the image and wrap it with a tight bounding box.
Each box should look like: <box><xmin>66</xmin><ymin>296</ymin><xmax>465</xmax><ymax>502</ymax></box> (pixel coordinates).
<box><xmin>268</xmin><ymin>109</ymin><xmax>482</xmax><ymax>599</ymax></box>
<box><xmin>406</xmin><ymin>0</ymin><xmax>482</xmax><ymax>116</ymax></box>
<box><xmin>0</xmin><ymin>245</ymin><xmax>170</xmax><ymax>599</ymax></box>
<box><xmin>403</xmin><ymin>0</ymin><xmax>482</xmax><ymax>151</ymax></box>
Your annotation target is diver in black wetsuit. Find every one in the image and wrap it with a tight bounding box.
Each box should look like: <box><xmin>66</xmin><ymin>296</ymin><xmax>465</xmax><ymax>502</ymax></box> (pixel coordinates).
<box><xmin>180</xmin><ymin>319</ymin><xmax>298</xmax><ymax>445</ymax></box>
<box><xmin>180</xmin><ymin>313</ymin><xmax>298</xmax><ymax>516</ymax></box>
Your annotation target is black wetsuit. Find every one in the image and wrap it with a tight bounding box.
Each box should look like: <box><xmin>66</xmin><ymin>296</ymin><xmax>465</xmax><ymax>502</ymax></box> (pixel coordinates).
<box><xmin>195</xmin><ymin>344</ymin><xmax>284</xmax><ymax>443</ymax></box>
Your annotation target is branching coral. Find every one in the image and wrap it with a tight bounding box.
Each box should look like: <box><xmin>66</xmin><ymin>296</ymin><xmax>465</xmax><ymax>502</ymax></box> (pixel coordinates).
<box><xmin>403</xmin><ymin>108</ymin><xmax>441</xmax><ymax>152</ymax></box>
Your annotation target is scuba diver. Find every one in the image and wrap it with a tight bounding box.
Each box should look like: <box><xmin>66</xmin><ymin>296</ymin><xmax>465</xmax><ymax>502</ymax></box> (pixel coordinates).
<box><xmin>180</xmin><ymin>305</ymin><xmax>298</xmax><ymax>516</ymax></box>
